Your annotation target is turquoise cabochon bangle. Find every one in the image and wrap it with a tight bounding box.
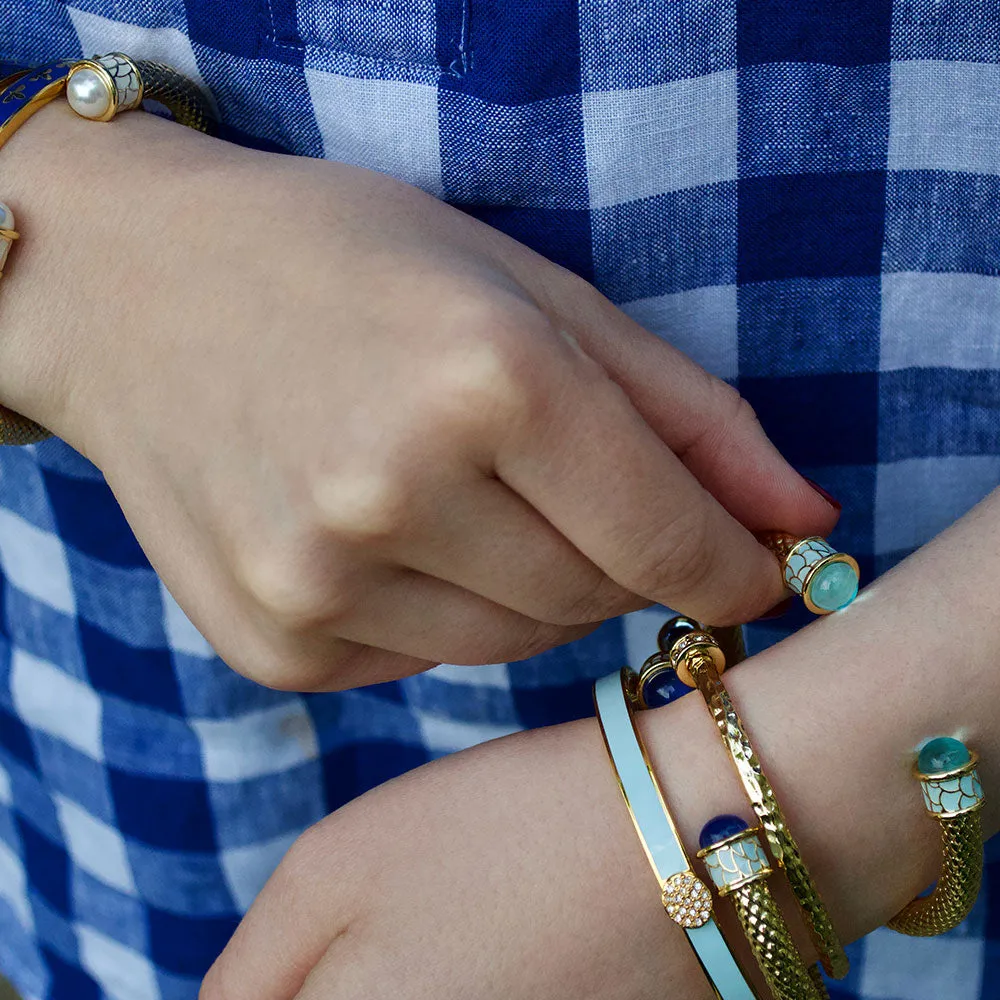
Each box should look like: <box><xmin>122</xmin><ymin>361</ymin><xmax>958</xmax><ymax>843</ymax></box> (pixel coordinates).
<box><xmin>594</xmin><ymin>670</ymin><xmax>761</xmax><ymax>1000</ymax></box>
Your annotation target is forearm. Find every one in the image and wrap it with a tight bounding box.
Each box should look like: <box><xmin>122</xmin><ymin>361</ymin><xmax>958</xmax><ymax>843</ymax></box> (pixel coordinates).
<box><xmin>641</xmin><ymin>484</ymin><xmax>1000</xmax><ymax>984</ymax></box>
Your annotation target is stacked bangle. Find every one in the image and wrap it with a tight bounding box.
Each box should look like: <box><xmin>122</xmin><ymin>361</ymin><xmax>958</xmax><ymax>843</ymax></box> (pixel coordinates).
<box><xmin>0</xmin><ymin>54</ymin><xmax>215</xmax><ymax>445</ymax></box>
<box><xmin>594</xmin><ymin>671</ymin><xmax>760</xmax><ymax>1000</ymax></box>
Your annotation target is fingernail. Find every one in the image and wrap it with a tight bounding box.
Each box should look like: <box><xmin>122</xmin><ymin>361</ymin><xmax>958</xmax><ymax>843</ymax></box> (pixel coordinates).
<box><xmin>755</xmin><ymin>596</ymin><xmax>794</xmax><ymax>622</ymax></box>
<box><xmin>803</xmin><ymin>476</ymin><xmax>842</xmax><ymax>512</ymax></box>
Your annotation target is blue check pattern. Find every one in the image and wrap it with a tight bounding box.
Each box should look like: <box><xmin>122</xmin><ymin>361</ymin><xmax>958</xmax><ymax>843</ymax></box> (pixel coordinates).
<box><xmin>1</xmin><ymin>1</ymin><xmax>999</xmax><ymax>997</ymax></box>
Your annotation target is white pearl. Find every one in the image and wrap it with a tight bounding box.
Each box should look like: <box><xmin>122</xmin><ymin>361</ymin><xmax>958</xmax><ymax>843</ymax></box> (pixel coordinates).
<box><xmin>0</xmin><ymin>201</ymin><xmax>14</xmax><ymax>231</ymax></box>
<box><xmin>67</xmin><ymin>67</ymin><xmax>112</xmax><ymax>120</ymax></box>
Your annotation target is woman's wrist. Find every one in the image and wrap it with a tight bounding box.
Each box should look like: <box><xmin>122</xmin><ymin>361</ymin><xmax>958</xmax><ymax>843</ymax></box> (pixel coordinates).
<box><xmin>0</xmin><ymin>98</ymin><xmax>216</xmax><ymax>447</ymax></box>
<box><xmin>640</xmin><ymin>488</ymin><xmax>1000</xmax><ymax>968</ymax></box>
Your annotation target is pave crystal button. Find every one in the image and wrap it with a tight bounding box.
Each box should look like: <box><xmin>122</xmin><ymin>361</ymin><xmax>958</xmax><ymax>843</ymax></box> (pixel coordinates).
<box><xmin>662</xmin><ymin>871</ymin><xmax>713</xmax><ymax>928</ymax></box>
<box><xmin>806</xmin><ymin>559</ymin><xmax>859</xmax><ymax>612</ymax></box>
<box><xmin>918</xmin><ymin>736</ymin><xmax>971</xmax><ymax>776</ymax></box>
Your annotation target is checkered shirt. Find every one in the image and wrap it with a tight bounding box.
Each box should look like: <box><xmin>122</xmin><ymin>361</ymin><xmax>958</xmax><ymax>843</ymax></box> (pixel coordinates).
<box><xmin>1</xmin><ymin>1</ymin><xmax>999</xmax><ymax>997</ymax></box>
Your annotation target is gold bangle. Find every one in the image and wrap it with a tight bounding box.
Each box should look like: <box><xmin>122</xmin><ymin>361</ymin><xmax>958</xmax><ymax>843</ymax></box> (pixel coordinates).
<box><xmin>696</xmin><ymin>823</ymin><xmax>828</xmax><ymax>1000</ymax></box>
<box><xmin>661</xmin><ymin>619</ymin><xmax>850</xmax><ymax>981</ymax></box>
<box><xmin>887</xmin><ymin>739</ymin><xmax>985</xmax><ymax>936</ymax></box>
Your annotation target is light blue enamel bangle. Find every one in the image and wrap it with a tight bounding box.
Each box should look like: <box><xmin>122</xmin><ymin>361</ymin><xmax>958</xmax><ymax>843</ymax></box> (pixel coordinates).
<box><xmin>594</xmin><ymin>670</ymin><xmax>760</xmax><ymax>1000</ymax></box>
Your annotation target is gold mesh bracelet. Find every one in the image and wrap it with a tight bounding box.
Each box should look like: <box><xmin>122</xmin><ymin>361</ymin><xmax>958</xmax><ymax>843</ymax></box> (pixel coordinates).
<box><xmin>667</xmin><ymin>627</ymin><xmax>849</xmax><ymax>981</ymax></box>
<box><xmin>888</xmin><ymin>744</ymin><xmax>985</xmax><ymax>936</ymax></box>
<box><xmin>696</xmin><ymin>824</ymin><xmax>828</xmax><ymax>1000</ymax></box>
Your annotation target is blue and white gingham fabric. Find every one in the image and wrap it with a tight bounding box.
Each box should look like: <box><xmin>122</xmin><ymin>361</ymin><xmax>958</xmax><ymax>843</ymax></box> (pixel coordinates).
<box><xmin>1</xmin><ymin>1</ymin><xmax>999</xmax><ymax>997</ymax></box>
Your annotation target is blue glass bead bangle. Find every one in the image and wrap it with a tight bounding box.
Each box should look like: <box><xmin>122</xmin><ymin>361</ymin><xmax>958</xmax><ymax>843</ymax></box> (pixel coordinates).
<box><xmin>594</xmin><ymin>670</ymin><xmax>760</xmax><ymax>1000</ymax></box>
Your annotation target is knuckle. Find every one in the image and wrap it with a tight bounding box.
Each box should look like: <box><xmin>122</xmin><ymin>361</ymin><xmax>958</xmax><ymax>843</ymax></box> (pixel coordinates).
<box><xmin>432</xmin><ymin>297</ymin><xmax>555</xmax><ymax>432</ymax></box>
<box><xmin>312</xmin><ymin>469</ymin><xmax>408</xmax><ymax>546</ymax></box>
<box><xmin>235</xmin><ymin>537</ymin><xmax>354</xmax><ymax>631</ymax></box>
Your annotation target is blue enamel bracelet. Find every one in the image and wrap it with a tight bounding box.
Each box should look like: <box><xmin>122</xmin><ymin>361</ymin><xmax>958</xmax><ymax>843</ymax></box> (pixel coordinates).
<box><xmin>594</xmin><ymin>670</ymin><xmax>760</xmax><ymax>1000</ymax></box>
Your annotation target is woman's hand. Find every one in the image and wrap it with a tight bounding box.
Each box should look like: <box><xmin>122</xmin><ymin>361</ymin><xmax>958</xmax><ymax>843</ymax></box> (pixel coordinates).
<box><xmin>201</xmin><ymin>488</ymin><xmax>1000</xmax><ymax>1000</ymax></box>
<box><xmin>0</xmin><ymin>105</ymin><xmax>836</xmax><ymax>690</ymax></box>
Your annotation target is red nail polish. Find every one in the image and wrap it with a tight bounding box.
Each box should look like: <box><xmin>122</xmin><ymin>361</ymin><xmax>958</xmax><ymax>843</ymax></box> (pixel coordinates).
<box><xmin>803</xmin><ymin>477</ymin><xmax>842</xmax><ymax>512</ymax></box>
<box><xmin>755</xmin><ymin>596</ymin><xmax>794</xmax><ymax>621</ymax></box>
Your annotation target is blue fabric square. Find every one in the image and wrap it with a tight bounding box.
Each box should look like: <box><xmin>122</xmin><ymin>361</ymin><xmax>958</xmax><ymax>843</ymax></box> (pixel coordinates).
<box><xmin>441</xmin><ymin>0</ymin><xmax>581</xmax><ymax>104</ymax></box>
<box><xmin>27</xmin><ymin>896</ymin><xmax>77</xmax><ymax>967</ymax></box>
<box><xmin>125</xmin><ymin>841</ymin><xmax>235</xmax><ymax>915</ymax></box>
<box><xmin>321</xmin><ymin>741</ymin><xmax>430</xmax><ymax>812</ymax></box>
<box><xmin>102</xmin><ymin>698</ymin><xmax>205</xmax><ymax>779</ymax></box>
<box><xmin>184</xmin><ymin>0</ymin><xmax>276</xmax><ymax>60</ymax></box>
<box><xmin>70</xmin><ymin>867</ymin><xmax>149</xmax><ymax>954</ymax></box>
<box><xmin>4</xmin><ymin>589</ymin><xmax>87</xmax><ymax>683</ymax></box>
<box><xmin>0</xmin><ymin>897</ymin><xmax>48</xmax><ymax>1000</ymax></box>
<box><xmin>32</xmin><ymin>442</ymin><xmax>103</xmax><ymax>483</ymax></box>
<box><xmin>42</xmin><ymin>471</ymin><xmax>149</xmax><ymax>569</ymax></box>
<box><xmin>737</xmin><ymin>0</ymin><xmax>892</xmax><ymax>66</ymax></box>
<box><xmin>463</xmin><ymin>205</ymin><xmax>594</xmax><ymax>282</ymax></box>
<box><xmin>32</xmin><ymin>734</ymin><xmax>116</xmax><ymax>828</ymax></box>
<box><xmin>439</xmin><ymin>91</ymin><xmax>588</xmax><ymax>209</ymax></box>
<box><xmin>879</xmin><ymin>369</ymin><xmax>1000</xmax><ymax>462</ymax></box>
<box><xmin>16</xmin><ymin>818</ymin><xmax>70</xmax><ymax>917</ymax></box>
<box><xmin>71</xmin><ymin>556</ymin><xmax>168</xmax><ymax>651</ymax></box>
<box><xmin>593</xmin><ymin>182</ymin><xmax>736</xmax><ymax>302</ymax></box>
<box><xmin>205</xmin><ymin>761</ymin><xmax>326</xmax><ymax>849</ymax></box>
<box><xmin>196</xmin><ymin>45</ymin><xmax>324</xmax><ymax>155</ymax></box>
<box><xmin>739</xmin><ymin>372</ymin><xmax>879</xmax><ymax>466</ymax></box>
<box><xmin>0</xmin><ymin>3</ymin><xmax>81</xmax><ymax>66</ymax></box>
<box><xmin>81</xmin><ymin>621</ymin><xmax>183</xmax><ymax>715</ymax></box>
<box><xmin>0</xmin><ymin>802</ymin><xmax>20</xmax><ymax>854</ymax></box>
<box><xmin>737</xmin><ymin>277</ymin><xmax>881</xmax><ymax>377</ymax></box>
<box><xmin>738</xmin><ymin>172</ymin><xmax>886</xmax><ymax>282</ymax></box>
<box><xmin>172</xmin><ymin>653</ymin><xmax>292</xmax><ymax>720</ymax></box>
<box><xmin>891</xmin><ymin>0</ymin><xmax>1000</xmax><ymax>63</ymax></box>
<box><xmin>40</xmin><ymin>948</ymin><xmax>100</xmax><ymax>1000</ymax></box>
<box><xmin>884</xmin><ymin>171</ymin><xmax>1000</xmax><ymax>276</ymax></box>
<box><xmin>738</xmin><ymin>63</ymin><xmax>889</xmax><ymax>177</ymax></box>
<box><xmin>0</xmin><ymin>706</ymin><xmax>39</xmax><ymax>780</ymax></box>
<box><xmin>580</xmin><ymin>0</ymin><xmax>735</xmax><ymax>92</ymax></box>
<box><xmin>146</xmin><ymin>907</ymin><xmax>239</xmax><ymax>977</ymax></box>
<box><xmin>0</xmin><ymin>449</ymin><xmax>56</xmax><ymax>533</ymax></box>
<box><xmin>156</xmin><ymin>969</ymin><xmax>208</xmax><ymax>1000</ymax></box>
<box><xmin>109</xmin><ymin>769</ymin><xmax>217</xmax><ymax>852</ymax></box>
<box><xmin>403</xmin><ymin>674</ymin><xmax>517</xmax><ymax>728</ymax></box>
<box><xmin>2</xmin><ymin>756</ymin><xmax>60</xmax><ymax>844</ymax></box>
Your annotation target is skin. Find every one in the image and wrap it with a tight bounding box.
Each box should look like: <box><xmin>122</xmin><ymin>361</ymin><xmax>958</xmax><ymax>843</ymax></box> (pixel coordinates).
<box><xmin>0</xmin><ymin>102</ymin><xmax>836</xmax><ymax>695</ymax></box>
<box><xmin>200</xmin><ymin>488</ymin><xmax>1000</xmax><ymax>1000</ymax></box>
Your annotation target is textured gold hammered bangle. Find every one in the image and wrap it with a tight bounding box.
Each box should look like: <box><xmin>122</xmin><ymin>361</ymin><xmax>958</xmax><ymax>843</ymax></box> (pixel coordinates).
<box><xmin>887</xmin><ymin>737</ymin><xmax>985</xmax><ymax>936</ymax></box>
<box><xmin>0</xmin><ymin>54</ymin><xmax>215</xmax><ymax>445</ymax></box>
<box><xmin>659</xmin><ymin>620</ymin><xmax>850</xmax><ymax>981</ymax></box>
<box><xmin>696</xmin><ymin>819</ymin><xmax>828</xmax><ymax>1000</ymax></box>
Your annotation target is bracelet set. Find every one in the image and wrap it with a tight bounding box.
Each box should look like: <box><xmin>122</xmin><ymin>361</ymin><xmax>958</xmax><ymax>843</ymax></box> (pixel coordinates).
<box><xmin>595</xmin><ymin>535</ymin><xmax>985</xmax><ymax>998</ymax></box>
<box><xmin>0</xmin><ymin>53</ymin><xmax>215</xmax><ymax>444</ymax></box>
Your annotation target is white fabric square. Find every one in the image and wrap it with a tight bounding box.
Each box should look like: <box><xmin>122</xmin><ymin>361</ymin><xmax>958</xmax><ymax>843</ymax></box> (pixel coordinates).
<box><xmin>859</xmin><ymin>926</ymin><xmax>983</xmax><ymax>1000</ymax></box>
<box><xmin>0</xmin><ymin>509</ymin><xmax>75</xmax><ymax>616</ymax></box>
<box><xmin>305</xmin><ymin>70</ymin><xmax>442</xmax><ymax>196</ymax></box>
<box><xmin>54</xmin><ymin>795</ymin><xmax>135</xmax><ymax>896</ymax></box>
<box><xmin>889</xmin><ymin>60</ymin><xmax>1000</xmax><ymax>176</ymax></box>
<box><xmin>220</xmin><ymin>830</ymin><xmax>299</xmax><ymax>912</ymax></box>
<box><xmin>583</xmin><ymin>70</ymin><xmax>737</xmax><ymax>209</ymax></box>
<box><xmin>623</xmin><ymin>284</ymin><xmax>738</xmax><ymax>381</ymax></box>
<box><xmin>425</xmin><ymin>661</ymin><xmax>511</xmax><ymax>688</ymax></box>
<box><xmin>10</xmin><ymin>649</ymin><xmax>103</xmax><ymax>760</ymax></box>
<box><xmin>161</xmin><ymin>584</ymin><xmax>215</xmax><ymax>659</ymax></box>
<box><xmin>415</xmin><ymin>712</ymin><xmax>521</xmax><ymax>755</ymax></box>
<box><xmin>875</xmin><ymin>456</ymin><xmax>1000</xmax><ymax>554</ymax></box>
<box><xmin>881</xmin><ymin>272</ymin><xmax>1000</xmax><ymax>371</ymax></box>
<box><xmin>0</xmin><ymin>837</ymin><xmax>32</xmax><ymax>932</ymax></box>
<box><xmin>192</xmin><ymin>700</ymin><xmax>320</xmax><ymax>782</ymax></box>
<box><xmin>67</xmin><ymin>6</ymin><xmax>212</xmax><ymax>109</ymax></box>
<box><xmin>78</xmin><ymin>925</ymin><xmax>160</xmax><ymax>1000</ymax></box>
